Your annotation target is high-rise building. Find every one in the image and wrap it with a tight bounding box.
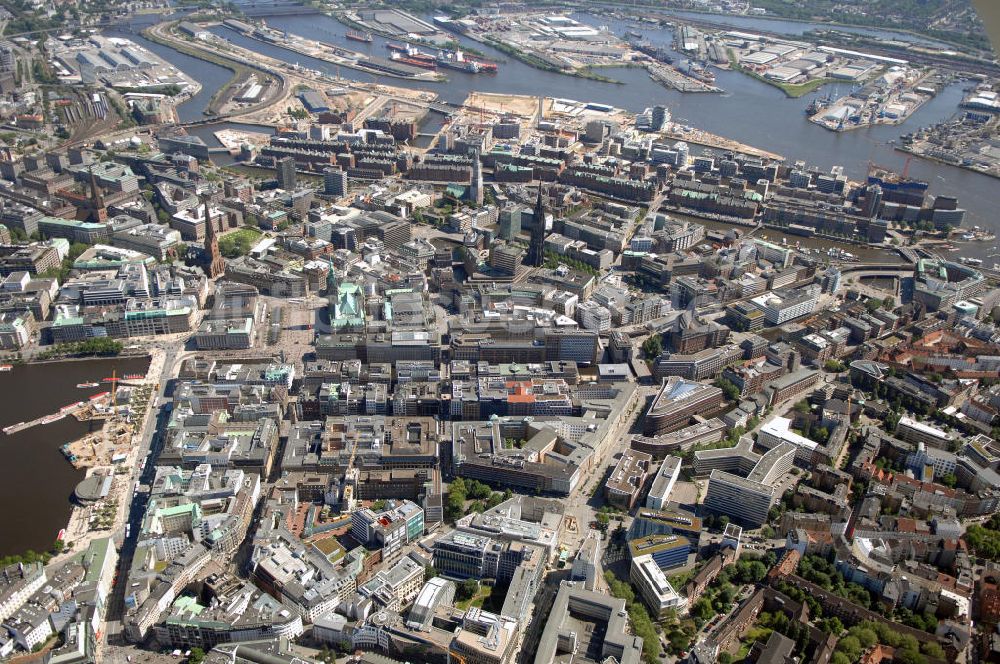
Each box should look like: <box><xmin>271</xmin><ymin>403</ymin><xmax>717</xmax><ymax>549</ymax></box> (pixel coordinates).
<box><xmin>469</xmin><ymin>152</ymin><xmax>484</xmax><ymax>206</ymax></box>
<box><xmin>277</xmin><ymin>156</ymin><xmax>296</xmax><ymax>190</ymax></box>
<box><xmin>323</xmin><ymin>167</ymin><xmax>347</xmax><ymax>196</ymax></box>
<box><xmin>525</xmin><ymin>185</ymin><xmax>546</xmax><ymax>267</ymax></box>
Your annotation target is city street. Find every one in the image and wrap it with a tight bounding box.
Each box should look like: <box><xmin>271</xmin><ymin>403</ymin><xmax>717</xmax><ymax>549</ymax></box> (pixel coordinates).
<box><xmin>101</xmin><ymin>341</ymin><xmax>185</xmax><ymax>659</ymax></box>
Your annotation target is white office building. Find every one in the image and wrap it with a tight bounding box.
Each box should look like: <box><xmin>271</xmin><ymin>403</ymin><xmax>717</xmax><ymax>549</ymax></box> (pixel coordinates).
<box><xmin>645</xmin><ymin>455</ymin><xmax>681</xmax><ymax>510</ymax></box>
<box><xmin>750</xmin><ymin>287</ymin><xmax>819</xmax><ymax>325</ymax></box>
<box><xmin>630</xmin><ymin>554</ymin><xmax>687</xmax><ymax>618</ymax></box>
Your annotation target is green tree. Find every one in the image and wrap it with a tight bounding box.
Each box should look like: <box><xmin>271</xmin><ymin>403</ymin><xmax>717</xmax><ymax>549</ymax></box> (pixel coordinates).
<box><xmin>424</xmin><ymin>565</ymin><xmax>438</xmax><ymax>582</ymax></box>
<box><xmin>641</xmin><ymin>334</ymin><xmax>662</xmax><ymax>359</ymax></box>
<box><xmin>920</xmin><ymin>642</ymin><xmax>945</xmax><ymax>659</ymax></box>
<box><xmin>690</xmin><ymin>597</ymin><xmax>713</xmax><ymax>621</ymax></box>
<box><xmin>714</xmin><ymin>377</ymin><xmax>740</xmax><ymax>401</ymax></box>
<box><xmin>818</xmin><ymin>616</ymin><xmax>844</xmax><ymax>635</ymax></box>
<box><xmin>824</xmin><ymin>359</ymin><xmax>846</xmax><ymax>373</ymax></box>
<box><xmin>836</xmin><ymin>635</ymin><xmax>862</xmax><ymax>661</ymax></box>
<box><xmin>456</xmin><ymin>578</ymin><xmax>479</xmax><ymax>601</ymax></box>
<box><xmin>188</xmin><ymin>648</ymin><xmax>205</xmax><ymax>664</ymax></box>
<box><xmin>468</xmin><ymin>480</ymin><xmax>492</xmax><ymax>500</ymax></box>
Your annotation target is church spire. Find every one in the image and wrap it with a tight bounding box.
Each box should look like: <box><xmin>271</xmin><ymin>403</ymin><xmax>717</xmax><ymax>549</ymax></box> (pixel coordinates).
<box><xmin>526</xmin><ymin>184</ymin><xmax>546</xmax><ymax>267</ymax></box>
<box><xmin>202</xmin><ymin>194</ymin><xmax>225</xmax><ymax>279</ymax></box>
<box><xmin>326</xmin><ymin>256</ymin><xmax>338</xmax><ymax>294</ymax></box>
<box><xmin>88</xmin><ymin>166</ymin><xmax>106</xmax><ymax>223</ymax></box>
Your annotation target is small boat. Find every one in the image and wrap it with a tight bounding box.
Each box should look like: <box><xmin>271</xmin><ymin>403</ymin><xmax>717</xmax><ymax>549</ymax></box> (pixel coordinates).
<box><xmin>0</xmin><ymin>365</ymin><xmax>12</xmax><ymax>372</ymax></box>
<box><xmin>41</xmin><ymin>413</ymin><xmax>66</xmax><ymax>424</ymax></box>
<box><xmin>346</xmin><ymin>30</ymin><xmax>373</xmax><ymax>43</ymax></box>
<box><xmin>57</xmin><ymin>529</ymin><xmax>65</xmax><ymax>541</ymax></box>
<box><xmin>77</xmin><ymin>382</ymin><xmax>100</xmax><ymax>388</ymax></box>
<box><xmin>101</xmin><ymin>377</ymin><xmax>117</xmax><ymax>383</ymax></box>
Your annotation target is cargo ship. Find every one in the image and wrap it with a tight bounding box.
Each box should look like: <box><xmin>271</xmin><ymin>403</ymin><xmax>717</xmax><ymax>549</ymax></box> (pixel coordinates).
<box><xmin>346</xmin><ymin>30</ymin><xmax>373</xmax><ymax>43</ymax></box>
<box><xmin>631</xmin><ymin>40</ymin><xmax>674</xmax><ymax>65</ymax></box>
<box><xmin>436</xmin><ymin>49</ymin><xmax>497</xmax><ymax>74</ymax></box>
<box><xmin>391</xmin><ymin>53</ymin><xmax>437</xmax><ymax>69</ymax></box>
<box><xmin>687</xmin><ymin>61</ymin><xmax>715</xmax><ymax>84</ymax></box>
<box><xmin>806</xmin><ymin>92</ymin><xmax>835</xmax><ymax>115</ymax></box>
<box><xmin>386</xmin><ymin>43</ymin><xmax>437</xmax><ymax>69</ymax></box>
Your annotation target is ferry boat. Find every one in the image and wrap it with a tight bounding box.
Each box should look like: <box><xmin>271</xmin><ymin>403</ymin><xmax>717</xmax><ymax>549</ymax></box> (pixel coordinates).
<box><xmin>0</xmin><ymin>365</ymin><xmax>12</xmax><ymax>372</ymax></box>
<box><xmin>346</xmin><ymin>30</ymin><xmax>373</xmax><ymax>43</ymax></box>
<box><xmin>77</xmin><ymin>382</ymin><xmax>100</xmax><ymax>388</ymax></box>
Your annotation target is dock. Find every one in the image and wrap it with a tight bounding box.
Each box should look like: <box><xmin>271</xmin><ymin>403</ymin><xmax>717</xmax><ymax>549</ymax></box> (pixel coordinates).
<box><xmin>647</xmin><ymin>63</ymin><xmax>722</xmax><ymax>93</ymax></box>
<box><xmin>662</xmin><ymin>124</ymin><xmax>783</xmax><ymax>161</ymax></box>
<box><xmin>3</xmin><ymin>394</ymin><xmax>114</xmax><ymax>435</ymax></box>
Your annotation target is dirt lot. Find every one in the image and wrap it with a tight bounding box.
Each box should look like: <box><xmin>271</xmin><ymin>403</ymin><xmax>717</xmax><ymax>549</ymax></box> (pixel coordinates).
<box><xmin>465</xmin><ymin>91</ymin><xmax>546</xmax><ymax>118</ymax></box>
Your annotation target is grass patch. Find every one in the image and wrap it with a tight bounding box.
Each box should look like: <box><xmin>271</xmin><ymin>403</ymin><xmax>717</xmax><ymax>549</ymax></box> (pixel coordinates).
<box><xmin>312</xmin><ymin>536</ymin><xmax>346</xmax><ymax>562</ymax></box>
<box><xmin>218</xmin><ymin>227</ymin><xmax>263</xmax><ymax>258</ymax></box>
<box><xmin>455</xmin><ymin>584</ymin><xmax>492</xmax><ymax>610</ymax></box>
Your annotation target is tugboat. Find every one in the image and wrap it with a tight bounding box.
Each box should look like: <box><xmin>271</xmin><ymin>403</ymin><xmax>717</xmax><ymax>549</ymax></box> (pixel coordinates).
<box><xmin>346</xmin><ymin>30</ymin><xmax>373</xmax><ymax>43</ymax></box>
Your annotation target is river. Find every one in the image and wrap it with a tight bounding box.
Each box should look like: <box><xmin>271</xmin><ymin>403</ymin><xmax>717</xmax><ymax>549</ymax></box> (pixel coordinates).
<box><xmin>114</xmin><ymin>11</ymin><xmax>999</xmax><ymax>259</ymax></box>
<box><xmin>0</xmin><ymin>356</ymin><xmax>150</xmax><ymax>558</ymax></box>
